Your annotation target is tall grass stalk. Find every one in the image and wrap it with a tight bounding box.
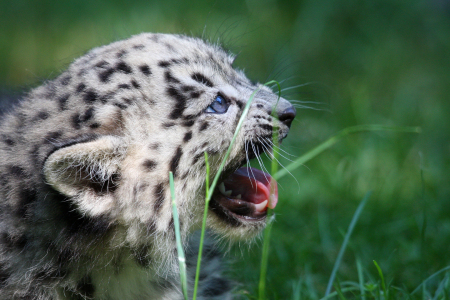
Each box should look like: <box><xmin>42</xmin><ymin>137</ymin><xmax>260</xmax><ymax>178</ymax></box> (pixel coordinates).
<box><xmin>259</xmin><ymin>81</ymin><xmax>281</xmax><ymax>300</ymax></box>
<box><xmin>325</xmin><ymin>191</ymin><xmax>371</xmax><ymax>296</ymax></box>
<box><xmin>192</xmin><ymin>152</ymin><xmax>210</xmax><ymax>300</ymax></box>
<box><xmin>169</xmin><ymin>171</ymin><xmax>188</xmax><ymax>300</ymax></box>
<box><xmin>193</xmin><ymin>80</ymin><xmax>280</xmax><ymax>300</ymax></box>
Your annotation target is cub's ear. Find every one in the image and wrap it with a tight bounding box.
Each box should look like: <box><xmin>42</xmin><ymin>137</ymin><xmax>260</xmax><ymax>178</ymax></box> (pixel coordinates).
<box><xmin>43</xmin><ymin>136</ymin><xmax>126</xmax><ymax>215</ymax></box>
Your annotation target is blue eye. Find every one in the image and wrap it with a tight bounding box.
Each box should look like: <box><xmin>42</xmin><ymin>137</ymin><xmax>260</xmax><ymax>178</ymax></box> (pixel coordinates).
<box><xmin>205</xmin><ymin>95</ymin><xmax>229</xmax><ymax>114</ymax></box>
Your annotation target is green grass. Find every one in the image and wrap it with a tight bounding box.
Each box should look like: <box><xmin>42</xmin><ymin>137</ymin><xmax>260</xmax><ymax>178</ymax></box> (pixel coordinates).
<box><xmin>2</xmin><ymin>0</ymin><xmax>450</xmax><ymax>299</ymax></box>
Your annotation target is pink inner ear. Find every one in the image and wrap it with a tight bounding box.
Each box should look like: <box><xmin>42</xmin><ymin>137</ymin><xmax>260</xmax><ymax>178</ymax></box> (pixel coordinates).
<box><xmin>222</xmin><ymin>167</ymin><xmax>278</xmax><ymax>209</ymax></box>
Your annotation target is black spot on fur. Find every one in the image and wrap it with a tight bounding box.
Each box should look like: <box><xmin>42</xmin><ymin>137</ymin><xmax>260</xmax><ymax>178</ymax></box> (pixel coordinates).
<box><xmin>116</xmin><ymin>50</ymin><xmax>127</xmax><ymax>58</ymax></box>
<box><xmin>164</xmin><ymin>42</ymin><xmax>177</xmax><ymax>52</ymax></box>
<box><xmin>139</xmin><ymin>64</ymin><xmax>151</xmax><ymax>76</ymax></box>
<box><xmin>8</xmin><ymin>165</ymin><xmax>27</xmax><ymax>178</ymax></box>
<box><xmin>236</xmin><ymin>101</ymin><xmax>244</xmax><ymax>109</ymax></box>
<box><xmin>58</xmin><ymin>94</ymin><xmax>70</xmax><ymax>111</ymax></box>
<box><xmin>133</xmin><ymin>44</ymin><xmax>145</xmax><ymax>50</ymax></box>
<box><xmin>142</xmin><ymin>160</ymin><xmax>157</xmax><ymax>171</ymax></box>
<box><xmin>183</xmin><ymin>114</ymin><xmax>198</xmax><ymax>121</ymax></box>
<box><xmin>150</xmin><ymin>143</ymin><xmax>160</xmax><ymax>150</ymax></box>
<box><xmin>84</xmin><ymin>90</ymin><xmax>98</xmax><ymax>103</ymax></box>
<box><xmin>181</xmin><ymin>171</ymin><xmax>189</xmax><ymax>180</ymax></box>
<box><xmin>131</xmin><ymin>80</ymin><xmax>141</xmax><ymax>89</ymax></box>
<box><xmin>181</xmin><ymin>85</ymin><xmax>195</xmax><ymax>92</ymax></box>
<box><xmin>77</xmin><ymin>275</ymin><xmax>95</xmax><ymax>298</ymax></box>
<box><xmin>72</xmin><ymin>113</ymin><xmax>82</xmax><ymax>129</ymax></box>
<box><xmin>183</xmin><ymin>131</ymin><xmax>192</xmax><ymax>142</ymax></box>
<box><xmin>16</xmin><ymin>187</ymin><xmax>38</xmax><ymax>219</ymax></box>
<box><xmin>60</xmin><ymin>75</ymin><xmax>71</xmax><ymax>86</ymax></box>
<box><xmin>162</xmin><ymin>122</ymin><xmax>175</xmax><ymax>128</ymax></box>
<box><xmin>95</xmin><ymin>60</ymin><xmax>109</xmax><ymax>68</ymax></box>
<box><xmin>182</xmin><ymin>119</ymin><xmax>195</xmax><ymax>127</ymax></box>
<box><xmin>99</xmin><ymin>68</ymin><xmax>115</xmax><ymax>82</ymax></box>
<box><xmin>167</xmin><ymin>87</ymin><xmax>188</xmax><ymax>119</ymax></box>
<box><xmin>99</xmin><ymin>91</ymin><xmax>115</xmax><ymax>103</ymax></box>
<box><xmin>2</xmin><ymin>135</ymin><xmax>15</xmax><ymax>146</ymax></box>
<box><xmin>259</xmin><ymin>124</ymin><xmax>273</xmax><ymax>131</ymax></box>
<box><xmin>191</xmin><ymin>73</ymin><xmax>213</xmax><ymax>87</ymax></box>
<box><xmin>153</xmin><ymin>183</ymin><xmax>165</xmax><ymax>214</ymax></box>
<box><xmin>199</xmin><ymin>121</ymin><xmax>209</xmax><ymax>131</ymax></box>
<box><xmin>114</xmin><ymin>102</ymin><xmax>128</xmax><ymax>110</ymax></box>
<box><xmin>192</xmin><ymin>153</ymin><xmax>204</xmax><ymax>165</ymax></box>
<box><xmin>43</xmin><ymin>131</ymin><xmax>62</xmax><ymax>144</ymax></box>
<box><xmin>118</xmin><ymin>83</ymin><xmax>130</xmax><ymax>89</ymax></box>
<box><xmin>76</xmin><ymin>83</ymin><xmax>86</xmax><ymax>93</ymax></box>
<box><xmin>80</xmin><ymin>107</ymin><xmax>95</xmax><ymax>122</ymax></box>
<box><xmin>170</xmin><ymin>146</ymin><xmax>183</xmax><ymax>177</ymax></box>
<box><xmin>203</xmin><ymin>278</ymin><xmax>230</xmax><ymax>297</ymax></box>
<box><xmin>158</xmin><ymin>60</ymin><xmax>171</xmax><ymax>68</ymax></box>
<box><xmin>191</xmin><ymin>91</ymin><xmax>203</xmax><ymax>98</ymax></box>
<box><xmin>165</xmin><ymin>71</ymin><xmax>180</xmax><ymax>84</ymax></box>
<box><xmin>257</xmin><ymin>104</ymin><xmax>264</xmax><ymax>109</ymax></box>
<box><xmin>38</xmin><ymin>111</ymin><xmax>49</xmax><ymax>120</ymax></box>
<box><xmin>116</xmin><ymin>61</ymin><xmax>132</xmax><ymax>74</ymax></box>
<box><xmin>90</xmin><ymin>122</ymin><xmax>101</xmax><ymax>129</ymax></box>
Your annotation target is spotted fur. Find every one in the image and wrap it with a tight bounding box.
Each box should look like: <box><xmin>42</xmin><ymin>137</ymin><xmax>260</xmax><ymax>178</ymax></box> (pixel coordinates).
<box><xmin>0</xmin><ymin>33</ymin><xmax>295</xmax><ymax>299</ymax></box>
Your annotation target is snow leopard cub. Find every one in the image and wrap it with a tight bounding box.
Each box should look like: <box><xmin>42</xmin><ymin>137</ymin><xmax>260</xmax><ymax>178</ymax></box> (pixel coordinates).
<box><xmin>0</xmin><ymin>33</ymin><xmax>295</xmax><ymax>299</ymax></box>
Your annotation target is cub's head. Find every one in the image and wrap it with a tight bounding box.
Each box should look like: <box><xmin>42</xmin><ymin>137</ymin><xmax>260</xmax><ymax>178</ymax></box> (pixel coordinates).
<box><xmin>43</xmin><ymin>33</ymin><xmax>295</xmax><ymax>246</ymax></box>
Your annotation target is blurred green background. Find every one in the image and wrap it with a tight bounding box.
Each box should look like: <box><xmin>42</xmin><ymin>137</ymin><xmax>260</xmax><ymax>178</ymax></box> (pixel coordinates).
<box><xmin>1</xmin><ymin>0</ymin><xmax>450</xmax><ymax>298</ymax></box>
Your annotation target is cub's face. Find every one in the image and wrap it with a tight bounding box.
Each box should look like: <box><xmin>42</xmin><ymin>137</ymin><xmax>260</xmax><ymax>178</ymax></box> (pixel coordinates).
<box><xmin>43</xmin><ymin>33</ymin><xmax>295</xmax><ymax>245</ymax></box>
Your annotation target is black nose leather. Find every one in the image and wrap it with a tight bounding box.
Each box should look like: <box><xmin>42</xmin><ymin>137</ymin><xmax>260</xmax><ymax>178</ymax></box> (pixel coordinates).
<box><xmin>278</xmin><ymin>106</ymin><xmax>296</xmax><ymax>128</ymax></box>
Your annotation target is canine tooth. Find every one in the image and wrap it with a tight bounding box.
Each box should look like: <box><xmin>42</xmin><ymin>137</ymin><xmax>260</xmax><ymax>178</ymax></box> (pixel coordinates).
<box><xmin>254</xmin><ymin>200</ymin><xmax>268</xmax><ymax>212</ymax></box>
<box><xmin>219</xmin><ymin>182</ymin><xmax>226</xmax><ymax>195</ymax></box>
<box><xmin>224</xmin><ymin>190</ymin><xmax>232</xmax><ymax>197</ymax></box>
<box><xmin>235</xmin><ymin>194</ymin><xmax>242</xmax><ymax>199</ymax></box>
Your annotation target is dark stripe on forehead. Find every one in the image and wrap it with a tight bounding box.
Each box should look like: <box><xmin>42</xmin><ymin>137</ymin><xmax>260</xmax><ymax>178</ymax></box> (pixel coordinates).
<box><xmin>166</xmin><ymin>87</ymin><xmax>187</xmax><ymax>119</ymax></box>
<box><xmin>191</xmin><ymin>73</ymin><xmax>213</xmax><ymax>88</ymax></box>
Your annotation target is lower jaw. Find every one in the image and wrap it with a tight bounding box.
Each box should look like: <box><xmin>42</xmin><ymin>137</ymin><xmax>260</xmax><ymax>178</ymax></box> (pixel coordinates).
<box><xmin>209</xmin><ymin>196</ymin><xmax>267</xmax><ymax>227</ymax></box>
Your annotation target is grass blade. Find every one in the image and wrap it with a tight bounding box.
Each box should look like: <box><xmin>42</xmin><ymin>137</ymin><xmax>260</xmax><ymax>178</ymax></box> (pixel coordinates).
<box><xmin>192</xmin><ymin>153</ymin><xmax>210</xmax><ymax>300</ymax></box>
<box><xmin>412</xmin><ymin>265</ymin><xmax>450</xmax><ymax>294</ymax></box>
<box><xmin>169</xmin><ymin>171</ymin><xmax>188</xmax><ymax>300</ymax></box>
<box><xmin>356</xmin><ymin>258</ymin><xmax>366</xmax><ymax>300</ymax></box>
<box><xmin>373</xmin><ymin>260</ymin><xmax>388</xmax><ymax>299</ymax></box>
<box><xmin>325</xmin><ymin>191</ymin><xmax>372</xmax><ymax>296</ymax></box>
<box><xmin>275</xmin><ymin>125</ymin><xmax>421</xmax><ymax>180</ymax></box>
<box><xmin>258</xmin><ymin>80</ymin><xmax>281</xmax><ymax>300</ymax></box>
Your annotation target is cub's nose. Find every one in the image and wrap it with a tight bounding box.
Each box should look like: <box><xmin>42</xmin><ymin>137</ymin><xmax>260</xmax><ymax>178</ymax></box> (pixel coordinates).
<box><xmin>277</xmin><ymin>105</ymin><xmax>296</xmax><ymax>128</ymax></box>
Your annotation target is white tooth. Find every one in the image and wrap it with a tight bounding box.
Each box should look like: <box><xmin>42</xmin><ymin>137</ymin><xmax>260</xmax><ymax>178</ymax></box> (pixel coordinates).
<box><xmin>219</xmin><ymin>182</ymin><xmax>226</xmax><ymax>195</ymax></box>
<box><xmin>224</xmin><ymin>190</ymin><xmax>232</xmax><ymax>197</ymax></box>
<box><xmin>235</xmin><ymin>194</ymin><xmax>242</xmax><ymax>199</ymax></box>
<box><xmin>254</xmin><ymin>200</ymin><xmax>268</xmax><ymax>212</ymax></box>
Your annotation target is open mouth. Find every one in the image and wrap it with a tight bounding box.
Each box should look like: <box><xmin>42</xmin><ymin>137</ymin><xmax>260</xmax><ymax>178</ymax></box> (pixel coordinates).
<box><xmin>209</xmin><ymin>145</ymin><xmax>278</xmax><ymax>224</ymax></box>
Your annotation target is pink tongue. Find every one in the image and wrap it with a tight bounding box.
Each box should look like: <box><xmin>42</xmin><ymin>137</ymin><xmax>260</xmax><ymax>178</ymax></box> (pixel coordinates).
<box><xmin>223</xmin><ymin>167</ymin><xmax>278</xmax><ymax>209</ymax></box>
